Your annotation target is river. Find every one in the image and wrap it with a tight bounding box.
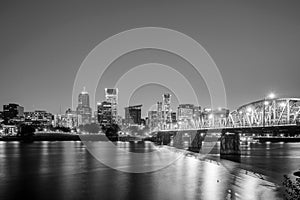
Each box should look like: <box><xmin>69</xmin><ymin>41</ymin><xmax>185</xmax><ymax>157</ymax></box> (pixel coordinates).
<box><xmin>0</xmin><ymin>141</ymin><xmax>299</xmax><ymax>200</ymax></box>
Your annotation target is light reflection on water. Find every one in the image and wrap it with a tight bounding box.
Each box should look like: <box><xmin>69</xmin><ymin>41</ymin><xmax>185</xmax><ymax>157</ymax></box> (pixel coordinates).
<box><xmin>0</xmin><ymin>141</ymin><xmax>298</xmax><ymax>199</ymax></box>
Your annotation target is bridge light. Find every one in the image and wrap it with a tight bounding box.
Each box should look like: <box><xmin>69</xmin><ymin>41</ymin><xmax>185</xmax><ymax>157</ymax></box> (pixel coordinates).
<box><xmin>246</xmin><ymin>107</ymin><xmax>252</xmax><ymax>113</ymax></box>
<box><xmin>268</xmin><ymin>93</ymin><xmax>275</xmax><ymax>99</ymax></box>
<box><xmin>279</xmin><ymin>102</ymin><xmax>286</xmax><ymax>107</ymax></box>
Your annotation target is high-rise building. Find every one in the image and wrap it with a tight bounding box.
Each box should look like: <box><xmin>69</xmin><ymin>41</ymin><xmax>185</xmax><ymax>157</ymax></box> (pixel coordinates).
<box><xmin>193</xmin><ymin>106</ymin><xmax>201</xmax><ymax>120</ymax></box>
<box><xmin>177</xmin><ymin>104</ymin><xmax>194</xmax><ymax>121</ymax></box>
<box><xmin>3</xmin><ymin>103</ymin><xmax>24</xmax><ymax>123</ymax></box>
<box><xmin>65</xmin><ymin>109</ymin><xmax>80</xmax><ymax>128</ymax></box>
<box><xmin>148</xmin><ymin>110</ymin><xmax>158</xmax><ymax>130</ymax></box>
<box><xmin>171</xmin><ymin>112</ymin><xmax>177</xmax><ymax>123</ymax></box>
<box><xmin>105</xmin><ymin>88</ymin><xmax>118</xmax><ymax>123</ymax></box>
<box><xmin>97</xmin><ymin>101</ymin><xmax>112</xmax><ymax>126</ymax></box>
<box><xmin>125</xmin><ymin>105</ymin><xmax>142</xmax><ymax>125</ymax></box>
<box><xmin>76</xmin><ymin>87</ymin><xmax>92</xmax><ymax>125</ymax></box>
<box><xmin>163</xmin><ymin>93</ymin><xmax>172</xmax><ymax>128</ymax></box>
<box><xmin>177</xmin><ymin>104</ymin><xmax>194</xmax><ymax>129</ymax></box>
<box><xmin>157</xmin><ymin>101</ymin><xmax>162</xmax><ymax>129</ymax></box>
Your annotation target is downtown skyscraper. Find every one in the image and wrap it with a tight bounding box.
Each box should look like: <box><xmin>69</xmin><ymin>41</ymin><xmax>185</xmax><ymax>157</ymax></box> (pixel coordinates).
<box><xmin>105</xmin><ymin>88</ymin><xmax>118</xmax><ymax>123</ymax></box>
<box><xmin>76</xmin><ymin>87</ymin><xmax>92</xmax><ymax>125</ymax></box>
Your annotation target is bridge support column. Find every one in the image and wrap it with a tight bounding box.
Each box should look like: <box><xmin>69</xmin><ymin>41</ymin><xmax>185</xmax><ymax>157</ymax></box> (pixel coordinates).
<box><xmin>157</xmin><ymin>132</ymin><xmax>172</xmax><ymax>145</ymax></box>
<box><xmin>173</xmin><ymin>132</ymin><xmax>183</xmax><ymax>148</ymax></box>
<box><xmin>189</xmin><ymin>131</ymin><xmax>204</xmax><ymax>152</ymax></box>
<box><xmin>220</xmin><ymin>132</ymin><xmax>241</xmax><ymax>156</ymax></box>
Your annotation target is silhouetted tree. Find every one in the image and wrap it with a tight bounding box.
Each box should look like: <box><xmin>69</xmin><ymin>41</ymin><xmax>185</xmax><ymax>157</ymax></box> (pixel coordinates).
<box><xmin>283</xmin><ymin>175</ymin><xmax>300</xmax><ymax>200</ymax></box>
<box><xmin>54</xmin><ymin>126</ymin><xmax>71</xmax><ymax>132</ymax></box>
<box><xmin>101</xmin><ymin>123</ymin><xmax>120</xmax><ymax>141</ymax></box>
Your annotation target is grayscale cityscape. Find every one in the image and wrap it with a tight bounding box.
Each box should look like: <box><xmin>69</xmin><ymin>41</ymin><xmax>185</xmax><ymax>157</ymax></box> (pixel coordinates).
<box><xmin>1</xmin><ymin>1</ymin><xmax>300</xmax><ymax>200</ymax></box>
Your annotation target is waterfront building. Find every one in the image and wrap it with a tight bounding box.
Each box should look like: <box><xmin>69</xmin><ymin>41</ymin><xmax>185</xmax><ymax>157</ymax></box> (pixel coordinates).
<box><xmin>76</xmin><ymin>87</ymin><xmax>92</xmax><ymax>125</ymax></box>
<box><xmin>105</xmin><ymin>88</ymin><xmax>118</xmax><ymax>123</ymax></box>
<box><xmin>65</xmin><ymin>109</ymin><xmax>80</xmax><ymax>128</ymax></box>
<box><xmin>24</xmin><ymin>110</ymin><xmax>53</xmax><ymax>122</ymax></box>
<box><xmin>3</xmin><ymin>103</ymin><xmax>24</xmax><ymax>123</ymax></box>
<box><xmin>24</xmin><ymin>110</ymin><xmax>53</xmax><ymax>127</ymax></box>
<box><xmin>125</xmin><ymin>105</ymin><xmax>142</xmax><ymax>125</ymax></box>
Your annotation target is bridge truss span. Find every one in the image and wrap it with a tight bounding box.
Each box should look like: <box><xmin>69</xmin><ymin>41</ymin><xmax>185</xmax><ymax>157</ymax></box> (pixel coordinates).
<box><xmin>228</xmin><ymin>98</ymin><xmax>300</xmax><ymax>127</ymax></box>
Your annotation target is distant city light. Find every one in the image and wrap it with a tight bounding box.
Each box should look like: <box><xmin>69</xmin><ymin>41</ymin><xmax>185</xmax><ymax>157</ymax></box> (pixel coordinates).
<box><xmin>264</xmin><ymin>101</ymin><xmax>269</xmax><ymax>106</ymax></box>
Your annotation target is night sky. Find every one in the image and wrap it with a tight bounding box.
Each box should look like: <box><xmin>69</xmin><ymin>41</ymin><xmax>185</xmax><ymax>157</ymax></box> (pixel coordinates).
<box><xmin>1</xmin><ymin>0</ymin><xmax>300</xmax><ymax>117</ymax></box>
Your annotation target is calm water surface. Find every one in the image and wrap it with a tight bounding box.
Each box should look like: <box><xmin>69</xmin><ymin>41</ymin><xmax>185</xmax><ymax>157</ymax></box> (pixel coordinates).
<box><xmin>0</xmin><ymin>141</ymin><xmax>299</xmax><ymax>200</ymax></box>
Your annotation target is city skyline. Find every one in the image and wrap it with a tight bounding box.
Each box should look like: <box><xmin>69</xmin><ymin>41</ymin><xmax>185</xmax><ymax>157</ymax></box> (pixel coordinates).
<box><xmin>1</xmin><ymin>1</ymin><xmax>300</xmax><ymax>115</ymax></box>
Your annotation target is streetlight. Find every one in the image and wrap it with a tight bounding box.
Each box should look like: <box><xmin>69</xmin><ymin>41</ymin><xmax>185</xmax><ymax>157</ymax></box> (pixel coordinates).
<box><xmin>268</xmin><ymin>92</ymin><xmax>275</xmax><ymax>99</ymax></box>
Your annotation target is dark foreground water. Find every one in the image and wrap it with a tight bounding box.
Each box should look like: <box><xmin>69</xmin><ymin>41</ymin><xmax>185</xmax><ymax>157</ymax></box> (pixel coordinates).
<box><xmin>0</xmin><ymin>141</ymin><xmax>299</xmax><ymax>200</ymax></box>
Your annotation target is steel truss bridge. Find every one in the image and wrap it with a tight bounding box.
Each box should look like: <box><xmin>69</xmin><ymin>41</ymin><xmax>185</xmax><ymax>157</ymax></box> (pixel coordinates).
<box><xmin>160</xmin><ymin>98</ymin><xmax>300</xmax><ymax>133</ymax></box>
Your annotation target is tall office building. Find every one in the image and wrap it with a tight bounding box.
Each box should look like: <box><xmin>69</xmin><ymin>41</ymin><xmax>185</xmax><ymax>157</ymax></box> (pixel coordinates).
<box><xmin>163</xmin><ymin>93</ymin><xmax>172</xmax><ymax>127</ymax></box>
<box><xmin>105</xmin><ymin>88</ymin><xmax>118</xmax><ymax>123</ymax></box>
<box><xmin>3</xmin><ymin>103</ymin><xmax>24</xmax><ymax>123</ymax></box>
<box><xmin>177</xmin><ymin>104</ymin><xmax>194</xmax><ymax>121</ymax></box>
<box><xmin>97</xmin><ymin>101</ymin><xmax>112</xmax><ymax>126</ymax></box>
<box><xmin>76</xmin><ymin>87</ymin><xmax>92</xmax><ymax>125</ymax></box>
<box><xmin>157</xmin><ymin>102</ymin><xmax>162</xmax><ymax>129</ymax></box>
<box><xmin>125</xmin><ymin>105</ymin><xmax>142</xmax><ymax>125</ymax></box>
<box><xmin>148</xmin><ymin>110</ymin><xmax>158</xmax><ymax>130</ymax></box>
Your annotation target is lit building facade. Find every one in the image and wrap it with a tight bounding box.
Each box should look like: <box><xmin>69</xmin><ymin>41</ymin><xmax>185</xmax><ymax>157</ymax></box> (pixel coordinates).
<box><xmin>76</xmin><ymin>88</ymin><xmax>92</xmax><ymax>125</ymax></box>
<box><xmin>148</xmin><ymin>110</ymin><xmax>158</xmax><ymax>130</ymax></box>
<box><xmin>97</xmin><ymin>101</ymin><xmax>112</xmax><ymax>126</ymax></box>
<box><xmin>177</xmin><ymin>104</ymin><xmax>194</xmax><ymax>129</ymax></box>
<box><xmin>105</xmin><ymin>88</ymin><xmax>118</xmax><ymax>123</ymax></box>
<box><xmin>157</xmin><ymin>102</ymin><xmax>162</xmax><ymax>129</ymax></box>
<box><xmin>177</xmin><ymin>104</ymin><xmax>194</xmax><ymax>121</ymax></box>
<box><xmin>3</xmin><ymin>103</ymin><xmax>24</xmax><ymax>123</ymax></box>
<box><xmin>125</xmin><ymin>105</ymin><xmax>142</xmax><ymax>125</ymax></box>
<box><xmin>162</xmin><ymin>93</ymin><xmax>172</xmax><ymax>128</ymax></box>
<box><xmin>24</xmin><ymin>110</ymin><xmax>53</xmax><ymax>127</ymax></box>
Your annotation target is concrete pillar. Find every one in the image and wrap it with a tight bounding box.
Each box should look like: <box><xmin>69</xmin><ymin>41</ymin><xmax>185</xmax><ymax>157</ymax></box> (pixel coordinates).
<box><xmin>157</xmin><ymin>132</ymin><xmax>171</xmax><ymax>145</ymax></box>
<box><xmin>189</xmin><ymin>131</ymin><xmax>204</xmax><ymax>152</ymax></box>
<box><xmin>220</xmin><ymin>132</ymin><xmax>241</xmax><ymax>155</ymax></box>
<box><xmin>173</xmin><ymin>132</ymin><xmax>183</xmax><ymax>148</ymax></box>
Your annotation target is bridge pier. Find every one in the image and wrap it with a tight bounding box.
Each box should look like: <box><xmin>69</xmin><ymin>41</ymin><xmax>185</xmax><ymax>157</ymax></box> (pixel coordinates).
<box><xmin>220</xmin><ymin>132</ymin><xmax>241</xmax><ymax>157</ymax></box>
<box><xmin>172</xmin><ymin>132</ymin><xmax>183</xmax><ymax>148</ymax></box>
<box><xmin>189</xmin><ymin>131</ymin><xmax>204</xmax><ymax>152</ymax></box>
<box><xmin>156</xmin><ymin>132</ymin><xmax>172</xmax><ymax>145</ymax></box>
